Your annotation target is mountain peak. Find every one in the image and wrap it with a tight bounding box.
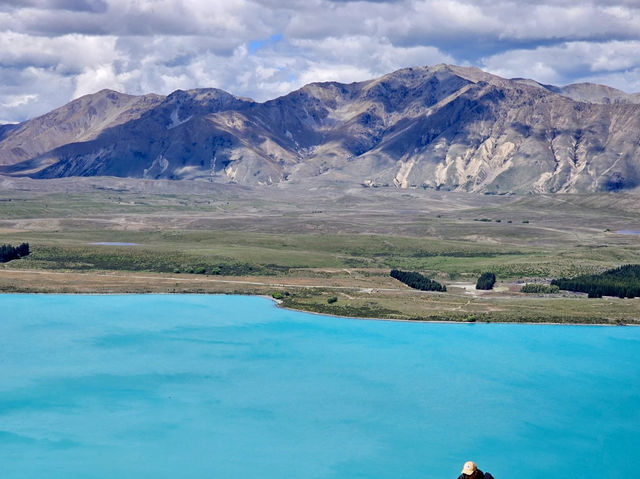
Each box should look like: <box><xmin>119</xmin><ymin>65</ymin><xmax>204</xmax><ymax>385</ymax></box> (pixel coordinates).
<box><xmin>1</xmin><ymin>64</ymin><xmax>640</xmax><ymax>193</ymax></box>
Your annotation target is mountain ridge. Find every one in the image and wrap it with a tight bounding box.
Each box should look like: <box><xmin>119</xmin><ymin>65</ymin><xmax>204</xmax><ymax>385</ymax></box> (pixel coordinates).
<box><xmin>2</xmin><ymin>64</ymin><xmax>640</xmax><ymax>193</ymax></box>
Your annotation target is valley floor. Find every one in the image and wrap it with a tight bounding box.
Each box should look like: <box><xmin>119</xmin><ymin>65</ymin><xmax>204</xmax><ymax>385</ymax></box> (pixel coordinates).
<box><xmin>1</xmin><ymin>176</ymin><xmax>639</xmax><ymax>324</ymax></box>
<box><xmin>2</xmin><ymin>267</ymin><xmax>638</xmax><ymax>325</ymax></box>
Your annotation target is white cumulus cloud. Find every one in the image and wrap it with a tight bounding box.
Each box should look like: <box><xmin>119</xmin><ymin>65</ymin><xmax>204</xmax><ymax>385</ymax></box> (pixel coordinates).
<box><xmin>0</xmin><ymin>0</ymin><xmax>639</xmax><ymax>123</ymax></box>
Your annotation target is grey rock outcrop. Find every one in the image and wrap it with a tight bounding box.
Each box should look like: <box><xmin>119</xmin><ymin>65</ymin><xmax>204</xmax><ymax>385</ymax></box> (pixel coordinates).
<box><xmin>1</xmin><ymin>64</ymin><xmax>639</xmax><ymax>193</ymax></box>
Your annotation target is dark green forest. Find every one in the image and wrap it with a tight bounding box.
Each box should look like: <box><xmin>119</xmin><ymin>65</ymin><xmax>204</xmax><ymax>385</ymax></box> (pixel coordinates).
<box><xmin>551</xmin><ymin>264</ymin><xmax>640</xmax><ymax>298</ymax></box>
<box><xmin>0</xmin><ymin>243</ymin><xmax>30</xmax><ymax>263</ymax></box>
<box><xmin>476</xmin><ymin>272</ymin><xmax>496</xmax><ymax>290</ymax></box>
<box><xmin>390</xmin><ymin>269</ymin><xmax>446</xmax><ymax>292</ymax></box>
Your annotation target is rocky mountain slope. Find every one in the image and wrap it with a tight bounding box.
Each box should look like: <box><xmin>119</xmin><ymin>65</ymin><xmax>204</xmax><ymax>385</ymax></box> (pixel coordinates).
<box><xmin>1</xmin><ymin>64</ymin><xmax>640</xmax><ymax>193</ymax></box>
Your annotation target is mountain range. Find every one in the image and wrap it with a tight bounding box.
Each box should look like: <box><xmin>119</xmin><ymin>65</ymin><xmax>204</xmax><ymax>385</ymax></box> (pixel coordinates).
<box><xmin>2</xmin><ymin>64</ymin><xmax>640</xmax><ymax>193</ymax></box>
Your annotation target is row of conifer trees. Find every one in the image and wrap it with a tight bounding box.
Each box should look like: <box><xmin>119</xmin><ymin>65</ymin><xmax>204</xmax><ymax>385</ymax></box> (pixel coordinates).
<box><xmin>552</xmin><ymin>264</ymin><xmax>640</xmax><ymax>299</ymax></box>
<box><xmin>0</xmin><ymin>242</ymin><xmax>30</xmax><ymax>263</ymax></box>
<box><xmin>475</xmin><ymin>272</ymin><xmax>496</xmax><ymax>290</ymax></box>
<box><xmin>390</xmin><ymin>269</ymin><xmax>447</xmax><ymax>292</ymax></box>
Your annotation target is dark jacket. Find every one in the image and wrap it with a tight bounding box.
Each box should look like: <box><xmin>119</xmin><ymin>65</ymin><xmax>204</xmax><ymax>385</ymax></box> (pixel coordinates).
<box><xmin>458</xmin><ymin>471</ymin><xmax>494</xmax><ymax>479</ymax></box>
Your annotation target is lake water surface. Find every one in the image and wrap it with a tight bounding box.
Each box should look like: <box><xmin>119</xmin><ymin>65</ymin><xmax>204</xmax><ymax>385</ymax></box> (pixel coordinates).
<box><xmin>1</xmin><ymin>294</ymin><xmax>639</xmax><ymax>479</ymax></box>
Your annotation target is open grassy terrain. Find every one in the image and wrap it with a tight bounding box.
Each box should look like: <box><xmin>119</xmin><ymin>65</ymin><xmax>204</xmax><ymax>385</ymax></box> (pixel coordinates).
<box><xmin>1</xmin><ymin>176</ymin><xmax>640</xmax><ymax>324</ymax></box>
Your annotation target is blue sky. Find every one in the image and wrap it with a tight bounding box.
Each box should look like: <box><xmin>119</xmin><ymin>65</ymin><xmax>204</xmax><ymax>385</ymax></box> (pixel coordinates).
<box><xmin>1</xmin><ymin>0</ymin><xmax>640</xmax><ymax>123</ymax></box>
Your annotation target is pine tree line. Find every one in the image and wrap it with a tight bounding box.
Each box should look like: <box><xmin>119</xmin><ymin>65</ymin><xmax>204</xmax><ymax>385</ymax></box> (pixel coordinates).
<box><xmin>551</xmin><ymin>264</ymin><xmax>640</xmax><ymax>298</ymax></box>
<box><xmin>390</xmin><ymin>269</ymin><xmax>446</xmax><ymax>292</ymax></box>
<box><xmin>0</xmin><ymin>242</ymin><xmax>30</xmax><ymax>263</ymax></box>
<box><xmin>475</xmin><ymin>272</ymin><xmax>496</xmax><ymax>290</ymax></box>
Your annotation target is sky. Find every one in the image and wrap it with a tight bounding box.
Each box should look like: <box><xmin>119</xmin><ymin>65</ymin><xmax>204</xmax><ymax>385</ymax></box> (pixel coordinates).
<box><xmin>1</xmin><ymin>0</ymin><xmax>640</xmax><ymax>123</ymax></box>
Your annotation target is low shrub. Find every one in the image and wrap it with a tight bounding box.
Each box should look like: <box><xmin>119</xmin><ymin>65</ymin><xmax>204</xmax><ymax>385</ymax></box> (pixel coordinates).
<box><xmin>520</xmin><ymin>284</ymin><xmax>560</xmax><ymax>294</ymax></box>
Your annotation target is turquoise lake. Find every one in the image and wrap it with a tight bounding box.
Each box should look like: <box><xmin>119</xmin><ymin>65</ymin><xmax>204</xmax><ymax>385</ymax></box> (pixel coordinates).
<box><xmin>1</xmin><ymin>294</ymin><xmax>639</xmax><ymax>479</ymax></box>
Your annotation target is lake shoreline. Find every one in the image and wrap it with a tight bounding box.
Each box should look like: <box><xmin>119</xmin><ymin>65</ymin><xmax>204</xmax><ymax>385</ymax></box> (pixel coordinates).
<box><xmin>0</xmin><ymin>289</ymin><xmax>635</xmax><ymax>327</ymax></box>
<box><xmin>275</xmin><ymin>300</ymin><xmax>637</xmax><ymax>327</ymax></box>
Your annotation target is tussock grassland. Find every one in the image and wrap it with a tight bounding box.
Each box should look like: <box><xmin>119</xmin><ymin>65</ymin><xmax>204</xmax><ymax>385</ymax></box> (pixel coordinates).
<box><xmin>1</xmin><ymin>179</ymin><xmax>640</xmax><ymax>324</ymax></box>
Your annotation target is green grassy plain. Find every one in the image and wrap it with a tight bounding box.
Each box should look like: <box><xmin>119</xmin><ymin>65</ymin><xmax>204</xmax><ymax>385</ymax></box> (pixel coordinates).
<box><xmin>1</xmin><ymin>178</ymin><xmax>640</xmax><ymax>324</ymax></box>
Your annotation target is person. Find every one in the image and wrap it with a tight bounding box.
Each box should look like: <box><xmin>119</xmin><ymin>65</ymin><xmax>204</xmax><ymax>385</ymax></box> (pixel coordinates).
<box><xmin>457</xmin><ymin>461</ymin><xmax>494</xmax><ymax>479</ymax></box>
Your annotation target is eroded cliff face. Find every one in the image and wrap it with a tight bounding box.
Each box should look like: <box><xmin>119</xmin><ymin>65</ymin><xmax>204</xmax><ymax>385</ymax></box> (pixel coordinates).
<box><xmin>1</xmin><ymin>64</ymin><xmax>639</xmax><ymax>193</ymax></box>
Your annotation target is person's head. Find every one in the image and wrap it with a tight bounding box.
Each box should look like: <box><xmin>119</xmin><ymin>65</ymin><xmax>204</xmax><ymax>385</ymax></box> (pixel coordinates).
<box><xmin>461</xmin><ymin>461</ymin><xmax>478</xmax><ymax>477</ymax></box>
